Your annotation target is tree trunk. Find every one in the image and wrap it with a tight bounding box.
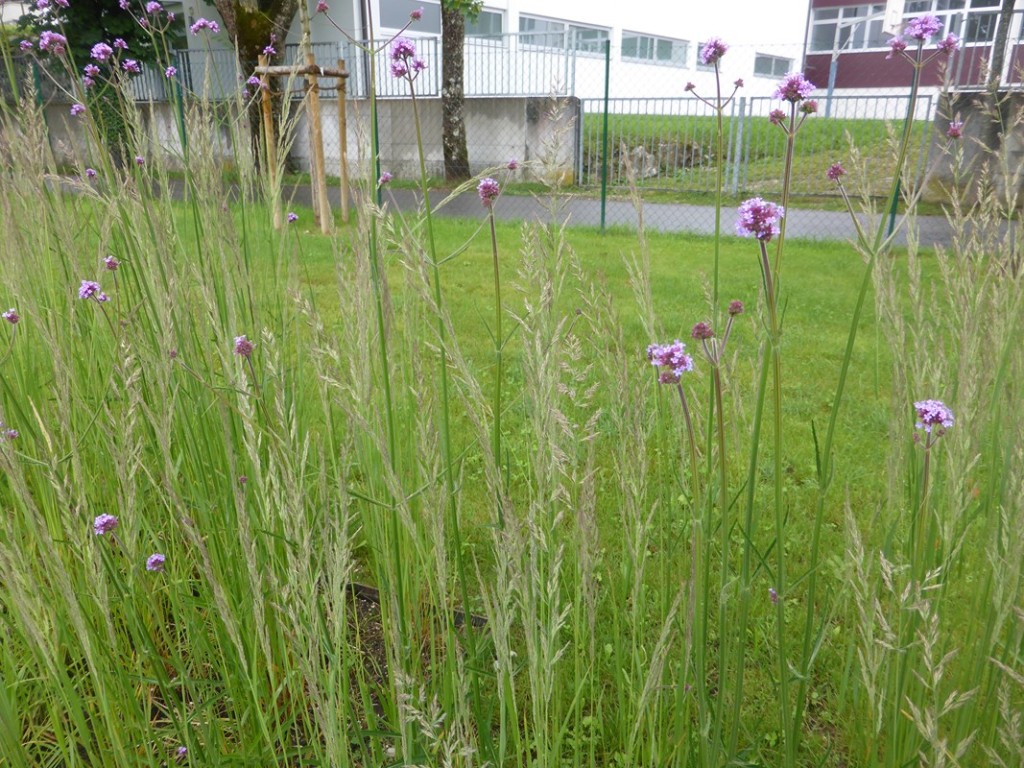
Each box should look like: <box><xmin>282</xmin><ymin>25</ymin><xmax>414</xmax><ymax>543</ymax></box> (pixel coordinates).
<box><xmin>987</xmin><ymin>0</ymin><xmax>1016</xmax><ymax>91</ymax></box>
<box><xmin>441</xmin><ymin>2</ymin><xmax>471</xmax><ymax>181</ymax></box>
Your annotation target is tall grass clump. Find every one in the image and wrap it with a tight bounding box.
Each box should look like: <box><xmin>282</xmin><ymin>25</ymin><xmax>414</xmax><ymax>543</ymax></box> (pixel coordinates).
<box><xmin>1</xmin><ymin>5</ymin><xmax>1022</xmax><ymax>768</ymax></box>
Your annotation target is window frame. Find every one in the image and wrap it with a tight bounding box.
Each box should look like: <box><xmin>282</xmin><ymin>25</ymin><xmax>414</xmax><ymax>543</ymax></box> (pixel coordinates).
<box><xmin>753</xmin><ymin>53</ymin><xmax>794</xmax><ymax>77</ymax></box>
<box><xmin>621</xmin><ymin>30</ymin><xmax>689</xmax><ymax>67</ymax></box>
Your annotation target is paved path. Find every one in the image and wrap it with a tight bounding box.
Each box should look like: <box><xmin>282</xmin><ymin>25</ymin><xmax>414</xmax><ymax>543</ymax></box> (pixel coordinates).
<box><xmin>281</xmin><ymin>184</ymin><xmax>956</xmax><ymax>247</ymax></box>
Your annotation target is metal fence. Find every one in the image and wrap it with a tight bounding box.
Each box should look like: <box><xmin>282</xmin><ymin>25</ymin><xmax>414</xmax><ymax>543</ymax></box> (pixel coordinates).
<box><xmin>2</xmin><ymin>33</ymin><xmax>982</xmax><ymax>239</ymax></box>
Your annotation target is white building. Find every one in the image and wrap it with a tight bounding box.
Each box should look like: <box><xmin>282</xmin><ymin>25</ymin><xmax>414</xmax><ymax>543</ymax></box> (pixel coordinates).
<box><xmin>175</xmin><ymin>0</ymin><xmax>810</xmax><ymax>100</ymax></box>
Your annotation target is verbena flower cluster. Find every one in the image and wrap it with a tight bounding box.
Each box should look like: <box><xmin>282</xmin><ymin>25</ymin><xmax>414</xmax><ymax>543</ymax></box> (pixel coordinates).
<box><xmin>773</xmin><ymin>73</ymin><xmax>815</xmax><ymax>103</ymax></box>
<box><xmin>478</xmin><ymin>177</ymin><xmax>500</xmax><ymax>206</ymax></box>
<box><xmin>736</xmin><ymin>197</ymin><xmax>785</xmax><ymax>241</ymax></box>
<box><xmin>646</xmin><ymin>341</ymin><xmax>694</xmax><ymax>385</ymax></box>
<box><xmin>390</xmin><ymin>37</ymin><xmax>426</xmax><ymax>79</ymax></box>
<box><xmin>914</xmin><ymin>399</ymin><xmax>954</xmax><ymax>434</ymax></box>
<box><xmin>699</xmin><ymin>38</ymin><xmax>727</xmax><ymax>66</ymax></box>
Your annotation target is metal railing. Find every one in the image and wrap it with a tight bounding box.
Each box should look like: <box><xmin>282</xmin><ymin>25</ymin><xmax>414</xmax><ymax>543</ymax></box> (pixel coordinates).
<box><xmin>579</xmin><ymin>93</ymin><xmax>938</xmax><ymax>200</ymax></box>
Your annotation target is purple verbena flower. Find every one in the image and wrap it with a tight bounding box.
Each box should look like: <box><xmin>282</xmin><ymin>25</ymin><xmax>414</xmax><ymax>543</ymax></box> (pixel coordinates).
<box><xmin>146</xmin><ymin>553</ymin><xmax>166</xmax><ymax>572</ymax></box>
<box><xmin>3</xmin><ymin>428</ymin><xmax>18</xmax><ymax>441</ymax></box>
<box><xmin>734</xmin><ymin>78</ymin><xmax>744</xmax><ymax>88</ymax></box>
<box><xmin>287</xmin><ymin>212</ymin><xmax>298</xmax><ymax>222</ymax></box>
<box><xmin>83</xmin><ymin>77</ymin><xmax>96</xmax><ymax>89</ymax></box>
<box><xmin>135</xmin><ymin>155</ymin><xmax>145</xmax><ymax>165</ymax></box>
<box><xmin>145</xmin><ymin>0</ymin><xmax>161</xmax><ymax>12</ymax></box>
<box><xmin>246</xmin><ymin>75</ymin><xmax>261</xmax><ymax>88</ymax></box>
<box><xmin>122</xmin><ymin>59</ymin><xmax>141</xmax><ymax>74</ymax></box>
<box><xmin>165</xmin><ymin>66</ymin><xmax>177</xmax><ymax>78</ymax></box>
<box><xmin>19</xmin><ymin>40</ymin><xmax>33</xmax><ymax>52</ymax></box>
<box><xmin>70</xmin><ymin>103</ymin><xmax>86</xmax><ymax>116</ymax></box>
<box><xmin>390</xmin><ymin>60</ymin><xmax>408</xmax><ymax>78</ymax></box>
<box><xmin>234</xmin><ymin>334</ymin><xmax>254</xmax><ymax>357</ymax></box>
<box><xmin>769</xmin><ymin>109</ymin><xmax>786</xmax><ymax>126</ymax></box>
<box><xmin>84</xmin><ymin>63</ymin><xmax>100</xmax><ymax>77</ymax></box>
<box><xmin>827</xmin><ymin>162</ymin><xmax>846</xmax><ymax>182</ymax></box>
<box><xmin>36</xmin><ymin>0</ymin><xmax>49</xmax><ymax>8</ymax></box>
<box><xmin>684</xmin><ymin>81</ymin><xmax>696</xmax><ymax>92</ymax></box>
<box><xmin>85</xmin><ymin>168</ymin><xmax>97</xmax><ymax>178</ymax></box>
<box><xmin>906</xmin><ymin>14</ymin><xmax>942</xmax><ymax>41</ymax></box>
<box><xmin>769</xmin><ymin>587</ymin><xmax>779</xmax><ymax>604</ymax></box>
<box><xmin>691</xmin><ymin>321</ymin><xmax>714</xmax><ymax>340</ymax></box>
<box><xmin>378</xmin><ymin>171</ymin><xmax>393</xmax><ymax>185</ymax></box>
<box><xmin>800</xmin><ymin>99</ymin><xmax>818</xmax><ymax>115</ymax></box>
<box><xmin>947</xmin><ymin>119</ymin><xmax>963</xmax><ymax>139</ymax></box>
<box><xmin>93</xmin><ymin>514</ymin><xmax>119</xmax><ymax>535</ymax></box>
<box><xmin>113</xmin><ymin>38</ymin><xmax>128</xmax><ymax>50</ymax></box>
<box><xmin>478</xmin><ymin>177</ymin><xmax>500</xmax><ymax>206</ymax></box>
<box><xmin>78</xmin><ymin>280</ymin><xmax>101</xmax><ymax>299</ymax></box>
<box><xmin>774</xmin><ymin>72</ymin><xmax>815</xmax><ymax>103</ymax></box>
<box><xmin>914</xmin><ymin>399</ymin><xmax>954</xmax><ymax>434</ymax></box>
<box><xmin>262</xmin><ymin>44</ymin><xmax>276</xmax><ymax>56</ymax></box>
<box><xmin>103</xmin><ymin>255</ymin><xmax>120</xmax><ymax>270</ymax></box>
<box><xmin>391</xmin><ymin>36</ymin><xmax>416</xmax><ymax>61</ymax></box>
<box><xmin>90</xmin><ymin>41</ymin><xmax>113</xmax><ymax>61</ymax></box>
<box><xmin>39</xmin><ymin>32</ymin><xmax>69</xmax><ymax>55</ymax></box>
<box><xmin>2</xmin><ymin>308</ymin><xmax>19</xmax><ymax>324</ymax></box>
<box><xmin>55</xmin><ymin>0</ymin><xmax>69</xmax><ymax>7</ymax></box>
<box><xmin>736</xmin><ymin>197</ymin><xmax>784</xmax><ymax>241</ymax></box>
<box><xmin>887</xmin><ymin>36</ymin><xmax>908</xmax><ymax>59</ymax></box>
<box><xmin>507</xmin><ymin>158</ymin><xmax>519</xmax><ymax>170</ymax></box>
<box><xmin>96</xmin><ymin>293</ymin><xmax>110</xmax><ymax>303</ymax></box>
<box><xmin>411</xmin><ymin>7</ymin><xmax>423</xmax><ymax>20</ymax></box>
<box><xmin>728</xmin><ymin>300</ymin><xmax>744</xmax><ymax>316</ymax></box>
<box><xmin>937</xmin><ymin>33</ymin><xmax>960</xmax><ymax>54</ymax></box>
<box><xmin>175</xmin><ymin>746</ymin><xmax>188</xmax><ymax>761</ymax></box>
<box><xmin>647</xmin><ymin>340</ymin><xmax>695</xmax><ymax>385</ymax></box>
<box><xmin>699</xmin><ymin>37</ymin><xmax>727</xmax><ymax>66</ymax></box>
<box><xmin>315</xmin><ymin>0</ymin><xmax>328</xmax><ymax>12</ymax></box>
<box><xmin>410</xmin><ymin>58</ymin><xmax>427</xmax><ymax>73</ymax></box>
<box><xmin>189</xmin><ymin>18</ymin><xmax>219</xmax><ymax>35</ymax></box>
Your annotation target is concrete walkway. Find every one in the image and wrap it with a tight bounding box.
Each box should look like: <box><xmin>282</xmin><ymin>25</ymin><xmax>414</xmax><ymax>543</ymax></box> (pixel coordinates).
<box><xmin>282</xmin><ymin>184</ymin><xmax>957</xmax><ymax>247</ymax></box>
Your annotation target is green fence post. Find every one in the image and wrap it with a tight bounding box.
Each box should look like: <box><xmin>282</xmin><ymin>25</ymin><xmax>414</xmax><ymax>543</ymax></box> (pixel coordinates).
<box><xmin>599</xmin><ymin>37</ymin><xmax>610</xmax><ymax>234</ymax></box>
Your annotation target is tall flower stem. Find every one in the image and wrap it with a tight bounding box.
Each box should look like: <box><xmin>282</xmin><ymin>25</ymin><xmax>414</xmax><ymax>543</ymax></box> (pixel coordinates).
<box><xmin>407</xmin><ymin>76</ymin><xmax>481</xmax><ymax>716</ymax></box>
<box><xmin>709</xmin><ymin>360</ymin><xmax>731</xmax><ymax>756</ymax></box>
<box><xmin>773</xmin><ymin>103</ymin><xmax>798</xmax><ymax>278</ymax></box>
<box><xmin>790</xmin><ymin>44</ymin><xmax>927</xmax><ymax>757</ymax></box>
<box><xmin>488</xmin><ymin>206</ymin><xmax>505</xmax><ymax>529</ymax></box>
<box><xmin>713</xmin><ymin>63</ymin><xmax>724</xmax><ymax>312</ymax></box>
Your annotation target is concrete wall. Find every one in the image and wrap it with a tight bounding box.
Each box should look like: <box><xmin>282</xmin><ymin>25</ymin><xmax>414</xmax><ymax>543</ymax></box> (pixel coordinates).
<box><xmin>38</xmin><ymin>94</ymin><xmax>580</xmax><ymax>182</ymax></box>
<box><xmin>922</xmin><ymin>90</ymin><xmax>1024</xmax><ymax>207</ymax></box>
<box><xmin>289</xmin><ymin>95</ymin><xmax>580</xmax><ymax>181</ymax></box>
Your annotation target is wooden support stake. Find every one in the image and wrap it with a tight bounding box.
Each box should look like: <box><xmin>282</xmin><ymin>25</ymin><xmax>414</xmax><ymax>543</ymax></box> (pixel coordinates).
<box><xmin>258</xmin><ymin>54</ymin><xmax>281</xmax><ymax>230</ymax></box>
<box><xmin>338</xmin><ymin>58</ymin><xmax>349</xmax><ymax>224</ymax></box>
<box><xmin>306</xmin><ymin>52</ymin><xmax>332</xmax><ymax>234</ymax></box>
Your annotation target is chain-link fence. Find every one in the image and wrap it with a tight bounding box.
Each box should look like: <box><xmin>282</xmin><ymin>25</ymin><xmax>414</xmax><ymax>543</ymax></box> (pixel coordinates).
<box><xmin>5</xmin><ymin>27</ymin><xmax>1016</xmax><ymax>239</ymax></box>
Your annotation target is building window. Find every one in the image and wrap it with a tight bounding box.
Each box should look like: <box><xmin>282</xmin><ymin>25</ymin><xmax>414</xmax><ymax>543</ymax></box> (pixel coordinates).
<box><xmin>621</xmin><ymin>32</ymin><xmax>688</xmax><ymax>66</ymax></box>
<box><xmin>519</xmin><ymin>14</ymin><xmax>609</xmax><ymax>53</ymax></box>
<box><xmin>380</xmin><ymin>0</ymin><xmax>442</xmax><ymax>32</ymax></box>
<box><xmin>754</xmin><ymin>53</ymin><xmax>793</xmax><ymax>77</ymax></box>
<box><xmin>466</xmin><ymin>10</ymin><xmax>503</xmax><ymax>38</ymax></box>
<box><xmin>810</xmin><ymin>0</ymin><xmax>1001</xmax><ymax>52</ymax></box>
<box><xmin>809</xmin><ymin>4</ymin><xmax>886</xmax><ymax>52</ymax></box>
